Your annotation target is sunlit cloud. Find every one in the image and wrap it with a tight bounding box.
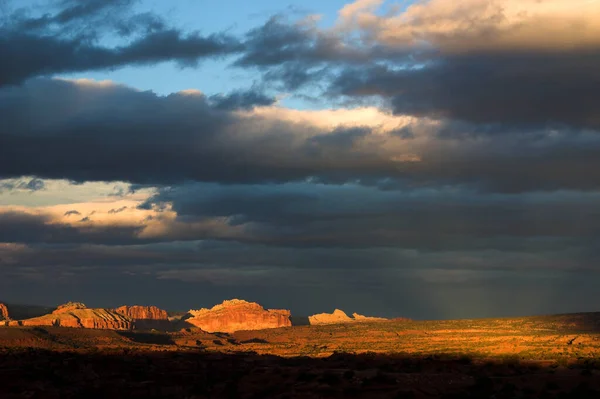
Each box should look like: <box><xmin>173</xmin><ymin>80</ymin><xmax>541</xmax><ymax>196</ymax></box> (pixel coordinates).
<box><xmin>339</xmin><ymin>0</ymin><xmax>600</xmax><ymax>52</ymax></box>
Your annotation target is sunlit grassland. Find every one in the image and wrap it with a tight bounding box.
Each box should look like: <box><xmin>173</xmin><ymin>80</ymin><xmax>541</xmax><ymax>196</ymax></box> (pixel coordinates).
<box><xmin>230</xmin><ymin>312</ymin><xmax>600</xmax><ymax>362</ymax></box>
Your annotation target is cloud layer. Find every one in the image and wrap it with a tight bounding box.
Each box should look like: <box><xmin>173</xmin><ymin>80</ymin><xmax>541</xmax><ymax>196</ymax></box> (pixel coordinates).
<box><xmin>1</xmin><ymin>0</ymin><xmax>599</xmax><ymax>318</ymax></box>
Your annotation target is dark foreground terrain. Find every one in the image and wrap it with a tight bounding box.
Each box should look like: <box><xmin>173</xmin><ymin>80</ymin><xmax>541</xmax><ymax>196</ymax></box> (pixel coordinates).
<box><xmin>1</xmin><ymin>349</ymin><xmax>600</xmax><ymax>398</ymax></box>
<box><xmin>1</xmin><ymin>312</ymin><xmax>600</xmax><ymax>398</ymax></box>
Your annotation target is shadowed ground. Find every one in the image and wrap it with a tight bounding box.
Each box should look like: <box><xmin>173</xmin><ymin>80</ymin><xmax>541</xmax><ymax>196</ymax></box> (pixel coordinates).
<box><xmin>0</xmin><ymin>348</ymin><xmax>600</xmax><ymax>398</ymax></box>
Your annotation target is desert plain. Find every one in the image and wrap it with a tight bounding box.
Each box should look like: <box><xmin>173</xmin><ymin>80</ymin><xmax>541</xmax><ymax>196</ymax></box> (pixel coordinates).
<box><xmin>1</xmin><ymin>300</ymin><xmax>600</xmax><ymax>398</ymax></box>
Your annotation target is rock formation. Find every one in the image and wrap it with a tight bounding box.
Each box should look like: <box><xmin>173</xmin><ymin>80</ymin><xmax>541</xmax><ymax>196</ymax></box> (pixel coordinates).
<box><xmin>309</xmin><ymin>309</ymin><xmax>353</xmax><ymax>325</ymax></box>
<box><xmin>352</xmin><ymin>313</ymin><xmax>388</xmax><ymax>322</ymax></box>
<box><xmin>0</xmin><ymin>303</ymin><xmax>9</xmax><ymax>321</ymax></box>
<box><xmin>19</xmin><ymin>303</ymin><xmax>132</xmax><ymax>330</ymax></box>
<box><xmin>115</xmin><ymin>305</ymin><xmax>168</xmax><ymax>321</ymax></box>
<box><xmin>309</xmin><ymin>309</ymin><xmax>388</xmax><ymax>325</ymax></box>
<box><xmin>186</xmin><ymin>299</ymin><xmax>292</xmax><ymax>333</ymax></box>
<box><xmin>115</xmin><ymin>305</ymin><xmax>171</xmax><ymax>330</ymax></box>
<box><xmin>53</xmin><ymin>302</ymin><xmax>87</xmax><ymax>314</ymax></box>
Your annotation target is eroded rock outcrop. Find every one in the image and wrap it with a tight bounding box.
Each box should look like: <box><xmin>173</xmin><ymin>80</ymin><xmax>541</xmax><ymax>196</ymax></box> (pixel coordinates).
<box><xmin>186</xmin><ymin>299</ymin><xmax>291</xmax><ymax>333</ymax></box>
<box><xmin>309</xmin><ymin>309</ymin><xmax>353</xmax><ymax>325</ymax></box>
<box><xmin>0</xmin><ymin>303</ymin><xmax>9</xmax><ymax>321</ymax></box>
<box><xmin>352</xmin><ymin>313</ymin><xmax>388</xmax><ymax>322</ymax></box>
<box><xmin>53</xmin><ymin>302</ymin><xmax>87</xmax><ymax>314</ymax></box>
<box><xmin>20</xmin><ymin>303</ymin><xmax>132</xmax><ymax>330</ymax></box>
<box><xmin>115</xmin><ymin>305</ymin><xmax>171</xmax><ymax>330</ymax></box>
<box><xmin>309</xmin><ymin>309</ymin><xmax>388</xmax><ymax>325</ymax></box>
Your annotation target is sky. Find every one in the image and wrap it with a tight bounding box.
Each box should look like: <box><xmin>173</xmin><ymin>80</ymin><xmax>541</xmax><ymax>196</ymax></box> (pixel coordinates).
<box><xmin>1</xmin><ymin>0</ymin><xmax>600</xmax><ymax>320</ymax></box>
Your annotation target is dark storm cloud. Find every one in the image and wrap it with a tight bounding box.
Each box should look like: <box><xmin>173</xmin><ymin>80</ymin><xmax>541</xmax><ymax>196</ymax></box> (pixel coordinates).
<box><xmin>1</xmin><ymin>239</ymin><xmax>599</xmax><ymax>318</ymax></box>
<box><xmin>0</xmin><ymin>0</ymin><xmax>241</xmax><ymax>86</ymax></box>
<box><xmin>3</xmin><ymin>181</ymin><xmax>600</xmax><ymax>257</ymax></box>
<box><xmin>0</xmin><ymin>240</ymin><xmax>581</xmax><ymax>274</ymax></box>
<box><xmin>330</xmin><ymin>52</ymin><xmax>600</xmax><ymax>128</ymax></box>
<box><xmin>0</xmin><ymin>211</ymin><xmax>143</xmax><ymax>245</ymax></box>
<box><xmin>209</xmin><ymin>89</ymin><xmax>276</xmax><ymax>110</ymax></box>
<box><xmin>142</xmin><ymin>182</ymin><xmax>600</xmax><ymax>251</ymax></box>
<box><xmin>3</xmin><ymin>78</ymin><xmax>600</xmax><ymax>192</ymax></box>
<box><xmin>3</xmin><ymin>263</ymin><xmax>598</xmax><ymax>319</ymax></box>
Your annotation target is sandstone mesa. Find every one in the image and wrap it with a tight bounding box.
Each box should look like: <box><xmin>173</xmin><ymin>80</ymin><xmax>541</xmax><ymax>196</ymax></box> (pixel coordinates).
<box><xmin>186</xmin><ymin>299</ymin><xmax>292</xmax><ymax>333</ymax></box>
<box><xmin>17</xmin><ymin>303</ymin><xmax>133</xmax><ymax>330</ymax></box>
<box><xmin>309</xmin><ymin>309</ymin><xmax>388</xmax><ymax>325</ymax></box>
<box><xmin>1</xmin><ymin>299</ymin><xmax>396</xmax><ymax>331</ymax></box>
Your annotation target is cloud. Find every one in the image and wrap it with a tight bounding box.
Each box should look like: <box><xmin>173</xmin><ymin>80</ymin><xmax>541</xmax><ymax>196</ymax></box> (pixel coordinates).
<box><xmin>1</xmin><ymin>237</ymin><xmax>599</xmax><ymax>319</ymax></box>
<box><xmin>330</xmin><ymin>53</ymin><xmax>600</xmax><ymax>128</ymax></box>
<box><xmin>141</xmin><ymin>181</ymin><xmax>600</xmax><ymax>251</ymax></box>
<box><xmin>0</xmin><ymin>0</ymin><xmax>241</xmax><ymax>86</ymax></box>
<box><xmin>209</xmin><ymin>89</ymin><xmax>276</xmax><ymax>110</ymax></box>
<box><xmin>0</xmin><ymin>210</ymin><xmax>144</xmax><ymax>245</ymax></box>
<box><xmin>17</xmin><ymin>0</ymin><xmax>140</xmax><ymax>30</ymax></box>
<box><xmin>0</xmin><ymin>186</ymin><xmax>247</xmax><ymax>246</ymax></box>
<box><xmin>4</xmin><ymin>78</ymin><xmax>600</xmax><ymax>192</ymax></box>
<box><xmin>348</xmin><ymin>0</ymin><xmax>600</xmax><ymax>52</ymax></box>
<box><xmin>233</xmin><ymin>14</ymin><xmax>407</xmax><ymax>92</ymax></box>
<box><xmin>2</xmin><ymin>0</ymin><xmax>600</xmax><ymax>319</ymax></box>
<box><xmin>108</xmin><ymin>206</ymin><xmax>128</xmax><ymax>214</ymax></box>
<box><xmin>228</xmin><ymin>1</ymin><xmax>600</xmax><ymax>128</ymax></box>
<box><xmin>4</xmin><ymin>178</ymin><xmax>600</xmax><ymax>261</ymax></box>
<box><xmin>0</xmin><ymin>177</ymin><xmax>45</xmax><ymax>192</ymax></box>
<box><xmin>326</xmin><ymin>0</ymin><xmax>600</xmax><ymax>128</ymax></box>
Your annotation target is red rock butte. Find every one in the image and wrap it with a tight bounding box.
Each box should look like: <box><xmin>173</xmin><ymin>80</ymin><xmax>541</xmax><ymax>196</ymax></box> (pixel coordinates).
<box><xmin>186</xmin><ymin>299</ymin><xmax>292</xmax><ymax>333</ymax></box>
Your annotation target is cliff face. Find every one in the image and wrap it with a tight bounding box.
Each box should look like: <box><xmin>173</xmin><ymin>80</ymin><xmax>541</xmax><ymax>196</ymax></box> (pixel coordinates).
<box><xmin>0</xmin><ymin>303</ymin><xmax>9</xmax><ymax>321</ymax></box>
<box><xmin>115</xmin><ymin>305</ymin><xmax>168</xmax><ymax>320</ymax></box>
<box><xmin>309</xmin><ymin>309</ymin><xmax>388</xmax><ymax>325</ymax></box>
<box><xmin>186</xmin><ymin>299</ymin><xmax>292</xmax><ymax>333</ymax></box>
<box><xmin>115</xmin><ymin>305</ymin><xmax>171</xmax><ymax>330</ymax></box>
<box><xmin>20</xmin><ymin>303</ymin><xmax>133</xmax><ymax>330</ymax></box>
